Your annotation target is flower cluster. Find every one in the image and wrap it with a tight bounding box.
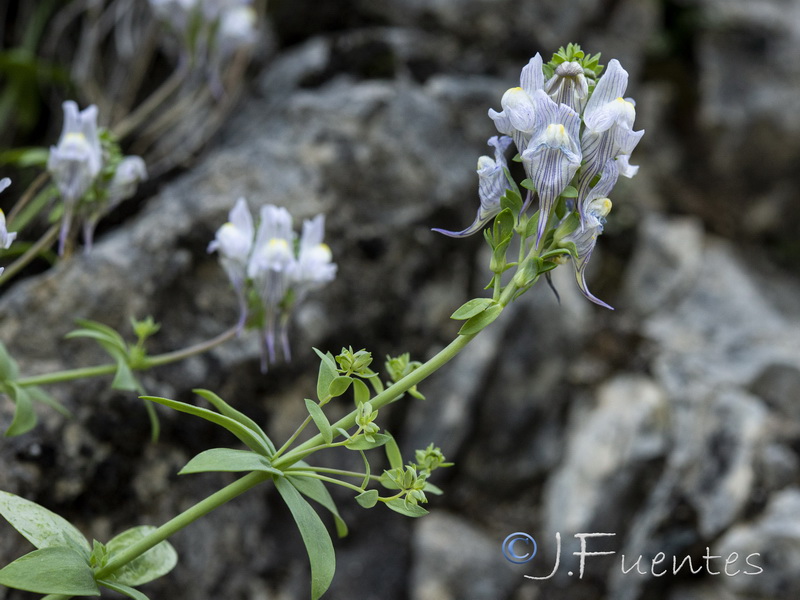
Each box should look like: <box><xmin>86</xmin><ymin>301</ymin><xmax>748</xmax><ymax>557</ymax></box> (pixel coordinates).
<box><xmin>209</xmin><ymin>199</ymin><xmax>337</xmax><ymax>370</ymax></box>
<box><xmin>148</xmin><ymin>0</ymin><xmax>259</xmax><ymax>60</ymax></box>
<box><xmin>438</xmin><ymin>45</ymin><xmax>644</xmax><ymax>309</ymax></box>
<box><xmin>0</xmin><ymin>178</ymin><xmax>16</xmax><ymax>276</ymax></box>
<box><xmin>47</xmin><ymin>101</ymin><xmax>147</xmax><ymax>255</ymax></box>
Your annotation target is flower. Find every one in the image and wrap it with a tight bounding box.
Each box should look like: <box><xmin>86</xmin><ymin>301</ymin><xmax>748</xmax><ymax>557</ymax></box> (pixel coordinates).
<box><xmin>48</xmin><ymin>101</ymin><xmax>102</xmax><ymax>203</ymax></box>
<box><xmin>48</xmin><ymin>101</ymin><xmax>103</xmax><ymax>255</ymax></box>
<box><xmin>0</xmin><ymin>178</ymin><xmax>15</xmax><ymax>277</ymax></box>
<box><xmin>488</xmin><ymin>54</ymin><xmax>545</xmax><ymax>156</ymax></box>
<box><xmin>558</xmin><ymin>159</ymin><xmax>619</xmax><ymax>310</ymax></box>
<box><xmin>577</xmin><ymin>59</ymin><xmax>643</xmax><ymax>226</ymax></box>
<box><xmin>208</xmin><ymin>197</ymin><xmax>254</xmax><ymax>327</ymax></box>
<box><xmin>209</xmin><ymin>200</ymin><xmax>336</xmax><ymax>370</ymax></box>
<box><xmin>83</xmin><ymin>156</ymin><xmax>148</xmax><ymax>252</ymax></box>
<box><xmin>544</xmin><ymin>60</ymin><xmax>589</xmax><ymax>113</ymax></box>
<box><xmin>432</xmin><ymin>136</ymin><xmax>512</xmax><ymax>238</ymax></box>
<box><xmin>0</xmin><ymin>178</ymin><xmax>15</xmax><ymax>251</ymax></box>
<box><xmin>521</xmin><ymin>90</ymin><xmax>582</xmax><ymax>245</ymax></box>
<box><xmin>293</xmin><ymin>214</ymin><xmax>337</xmax><ymax>301</ymax></box>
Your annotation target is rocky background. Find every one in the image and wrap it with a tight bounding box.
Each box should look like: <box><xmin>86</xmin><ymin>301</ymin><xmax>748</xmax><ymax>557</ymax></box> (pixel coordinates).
<box><xmin>2</xmin><ymin>0</ymin><xmax>800</xmax><ymax>599</ymax></box>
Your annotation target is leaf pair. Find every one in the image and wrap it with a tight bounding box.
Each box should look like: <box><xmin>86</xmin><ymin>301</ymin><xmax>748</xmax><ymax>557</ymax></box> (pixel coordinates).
<box><xmin>0</xmin><ymin>491</ymin><xmax>176</xmax><ymax>599</ymax></box>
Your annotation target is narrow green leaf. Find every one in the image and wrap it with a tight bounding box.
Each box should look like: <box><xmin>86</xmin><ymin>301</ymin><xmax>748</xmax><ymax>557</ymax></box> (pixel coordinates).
<box><xmin>178</xmin><ymin>448</ymin><xmax>281</xmax><ymax>476</ymax></box>
<box><xmin>142</xmin><ymin>396</ymin><xmax>272</xmax><ymax>456</ymax></box>
<box><xmin>384</xmin><ymin>498</ymin><xmax>429</xmax><ymax>518</ymax></box>
<box><xmin>560</xmin><ymin>185</ymin><xmax>578</xmax><ymax>198</ymax></box>
<box><xmin>304</xmin><ymin>399</ymin><xmax>333</xmax><ymax>445</ymax></box>
<box><xmin>287</xmin><ymin>470</ymin><xmax>348</xmax><ymax>538</ymax></box>
<box><xmin>99</xmin><ymin>580</ymin><xmax>150</xmax><ymax>600</ymax></box>
<box><xmin>105</xmin><ymin>526</ymin><xmax>178</xmax><ymax>586</ymax></box>
<box><xmin>0</xmin><ymin>547</ymin><xmax>99</xmax><ymax>595</ymax></box>
<box><xmin>344</xmin><ymin>433</ymin><xmax>391</xmax><ymax>451</ymax></box>
<box><xmin>423</xmin><ymin>482</ymin><xmax>444</xmax><ymax>495</ymax></box>
<box><xmin>64</xmin><ymin>329</ymin><xmax>127</xmax><ymax>357</ymax></box>
<box><xmin>351</xmin><ymin>378</ymin><xmax>370</xmax><ymax>406</ymax></box>
<box><xmin>193</xmin><ymin>389</ymin><xmax>275</xmax><ymax>455</ymax></box>
<box><xmin>4</xmin><ymin>385</ymin><xmax>37</xmax><ymax>437</ymax></box>
<box><xmin>355</xmin><ymin>490</ymin><xmax>379</xmax><ymax>509</ymax></box>
<box><xmin>458</xmin><ymin>303</ymin><xmax>503</xmax><ymax>336</ymax></box>
<box><xmin>450</xmin><ymin>298</ymin><xmax>495</xmax><ymax>321</ymax></box>
<box><xmin>0</xmin><ymin>491</ymin><xmax>90</xmax><ymax>554</ymax></box>
<box><xmin>327</xmin><ymin>376</ymin><xmax>352</xmax><ymax>398</ymax></box>
<box><xmin>383</xmin><ymin>433</ymin><xmax>404</xmax><ymax>471</ymax></box>
<box><xmin>0</xmin><ymin>341</ymin><xmax>20</xmax><ymax>380</ymax></box>
<box><xmin>275</xmin><ymin>477</ymin><xmax>336</xmax><ymax>600</ymax></box>
<box><xmin>27</xmin><ymin>386</ymin><xmax>71</xmax><ymax>417</ymax></box>
<box><xmin>312</xmin><ymin>348</ymin><xmax>337</xmax><ymax>372</ymax></box>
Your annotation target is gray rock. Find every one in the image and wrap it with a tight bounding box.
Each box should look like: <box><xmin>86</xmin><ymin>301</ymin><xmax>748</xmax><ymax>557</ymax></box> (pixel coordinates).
<box><xmin>410</xmin><ymin>511</ymin><xmax>517</xmax><ymax>600</ymax></box>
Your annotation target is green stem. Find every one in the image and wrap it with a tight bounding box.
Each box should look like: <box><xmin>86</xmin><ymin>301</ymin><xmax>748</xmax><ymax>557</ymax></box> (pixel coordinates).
<box><xmin>271</xmin><ymin>415</ymin><xmax>313</xmax><ymax>460</ymax></box>
<box><xmin>272</xmin><ymin>331</ymin><xmax>479</xmax><ymax>471</ymax></box>
<box><xmin>93</xmin><ymin>471</ymin><xmax>270</xmax><ymax>581</ymax></box>
<box><xmin>287</xmin><ymin>466</ymin><xmax>380</xmax><ymax>480</ymax></box>
<box><xmin>16</xmin><ymin>326</ymin><xmax>238</xmax><ymax>387</ymax></box>
<box><xmin>283</xmin><ymin>471</ymin><xmax>366</xmax><ymax>494</ymax></box>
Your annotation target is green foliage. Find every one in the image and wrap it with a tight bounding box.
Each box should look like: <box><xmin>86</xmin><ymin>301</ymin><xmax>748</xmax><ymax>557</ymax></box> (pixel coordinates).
<box><xmin>179</xmin><ymin>448</ymin><xmax>281</xmax><ymax>476</ymax></box>
<box><xmin>275</xmin><ymin>477</ymin><xmax>336</xmax><ymax>600</ymax></box>
<box><xmin>0</xmin><ymin>546</ymin><xmax>99</xmax><ymax>595</ymax></box>
<box><xmin>104</xmin><ymin>526</ymin><xmax>178</xmax><ymax>587</ymax></box>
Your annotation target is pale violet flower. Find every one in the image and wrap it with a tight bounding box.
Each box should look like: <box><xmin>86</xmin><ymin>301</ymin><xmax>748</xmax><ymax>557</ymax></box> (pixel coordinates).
<box><xmin>208</xmin><ymin>197</ymin><xmax>255</xmax><ymax>329</ymax></box>
<box><xmin>1</xmin><ymin>178</ymin><xmax>15</xmax><ymax>250</ymax></box>
<box><xmin>48</xmin><ymin>101</ymin><xmax>103</xmax><ymax>255</ymax></box>
<box><xmin>433</xmin><ymin>136</ymin><xmax>512</xmax><ymax>238</ymax></box>
<box><xmin>248</xmin><ymin>205</ymin><xmax>297</xmax><ymax>367</ymax></box>
<box><xmin>521</xmin><ymin>90</ymin><xmax>582</xmax><ymax>245</ymax></box>
<box><xmin>577</xmin><ymin>60</ymin><xmax>643</xmax><ymax>224</ymax></box>
<box><xmin>488</xmin><ymin>54</ymin><xmax>545</xmax><ymax>156</ymax></box>
<box><xmin>560</xmin><ymin>196</ymin><xmax>614</xmax><ymax>310</ymax></box>
<box><xmin>217</xmin><ymin>4</ymin><xmax>258</xmax><ymax>57</ymax></box>
<box><xmin>293</xmin><ymin>215</ymin><xmax>337</xmax><ymax>301</ymax></box>
<box><xmin>544</xmin><ymin>61</ymin><xmax>589</xmax><ymax>113</ymax></box>
<box><xmin>83</xmin><ymin>156</ymin><xmax>148</xmax><ymax>252</ymax></box>
<box><xmin>0</xmin><ymin>178</ymin><xmax>13</xmax><ymax>277</ymax></box>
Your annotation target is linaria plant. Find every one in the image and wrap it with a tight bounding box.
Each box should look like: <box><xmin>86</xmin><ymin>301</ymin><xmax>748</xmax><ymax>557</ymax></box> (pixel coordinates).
<box><xmin>0</xmin><ymin>44</ymin><xmax>643</xmax><ymax>599</ymax></box>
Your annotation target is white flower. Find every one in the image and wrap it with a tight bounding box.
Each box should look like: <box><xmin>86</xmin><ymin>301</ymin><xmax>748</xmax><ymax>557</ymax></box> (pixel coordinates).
<box><xmin>293</xmin><ymin>215</ymin><xmax>337</xmax><ymax>301</ymax></box>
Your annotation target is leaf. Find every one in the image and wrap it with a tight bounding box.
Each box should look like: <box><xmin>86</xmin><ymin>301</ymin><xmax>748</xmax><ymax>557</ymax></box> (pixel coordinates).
<box><xmin>64</xmin><ymin>328</ymin><xmax>127</xmax><ymax>358</ymax></box>
<box><xmin>0</xmin><ymin>491</ymin><xmax>90</xmax><ymax>555</ymax></box>
<box><xmin>383</xmin><ymin>433</ymin><xmax>404</xmax><ymax>471</ymax></box>
<box><xmin>111</xmin><ymin>359</ymin><xmax>141</xmax><ymax>393</ymax></box>
<box><xmin>99</xmin><ymin>580</ymin><xmax>150</xmax><ymax>600</ymax></box>
<box><xmin>275</xmin><ymin>477</ymin><xmax>336</xmax><ymax>600</ymax></box>
<box><xmin>287</xmin><ymin>470</ymin><xmax>348</xmax><ymax>538</ymax></box>
<box><xmin>327</xmin><ymin>376</ymin><xmax>352</xmax><ymax>398</ymax></box>
<box><xmin>450</xmin><ymin>298</ymin><xmax>495</xmax><ymax>321</ymax></box>
<box><xmin>105</xmin><ymin>526</ymin><xmax>178</xmax><ymax>586</ymax></box>
<box><xmin>304</xmin><ymin>399</ymin><xmax>332</xmax><ymax>445</ymax></box>
<box><xmin>423</xmin><ymin>482</ymin><xmax>444</xmax><ymax>495</ymax></box>
<box><xmin>142</xmin><ymin>396</ymin><xmax>272</xmax><ymax>456</ymax></box>
<box><xmin>458</xmin><ymin>303</ymin><xmax>504</xmax><ymax>336</ymax></box>
<box><xmin>0</xmin><ymin>341</ymin><xmax>20</xmax><ymax>380</ymax></box>
<box><xmin>351</xmin><ymin>378</ymin><xmax>370</xmax><ymax>406</ymax></box>
<box><xmin>193</xmin><ymin>389</ymin><xmax>275</xmax><ymax>455</ymax></box>
<box><xmin>315</xmin><ymin>353</ymin><xmax>338</xmax><ymax>402</ymax></box>
<box><xmin>385</xmin><ymin>498</ymin><xmax>429</xmax><ymax>518</ymax></box>
<box><xmin>344</xmin><ymin>433</ymin><xmax>391</xmax><ymax>451</ymax></box>
<box><xmin>355</xmin><ymin>490</ymin><xmax>379</xmax><ymax>509</ymax></box>
<box><xmin>178</xmin><ymin>448</ymin><xmax>282</xmax><ymax>476</ymax></box>
<box><xmin>0</xmin><ymin>547</ymin><xmax>99</xmax><ymax>595</ymax></box>
<box><xmin>4</xmin><ymin>384</ymin><xmax>37</xmax><ymax>437</ymax></box>
<box><xmin>27</xmin><ymin>386</ymin><xmax>71</xmax><ymax>417</ymax></box>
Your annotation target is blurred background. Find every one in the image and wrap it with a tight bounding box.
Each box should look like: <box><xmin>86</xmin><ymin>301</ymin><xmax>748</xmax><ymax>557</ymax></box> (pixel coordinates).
<box><xmin>2</xmin><ymin>0</ymin><xmax>800</xmax><ymax>598</ymax></box>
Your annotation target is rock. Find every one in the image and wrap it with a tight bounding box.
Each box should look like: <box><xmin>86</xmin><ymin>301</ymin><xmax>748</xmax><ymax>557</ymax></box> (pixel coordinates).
<box><xmin>410</xmin><ymin>511</ymin><xmax>517</xmax><ymax>600</ymax></box>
